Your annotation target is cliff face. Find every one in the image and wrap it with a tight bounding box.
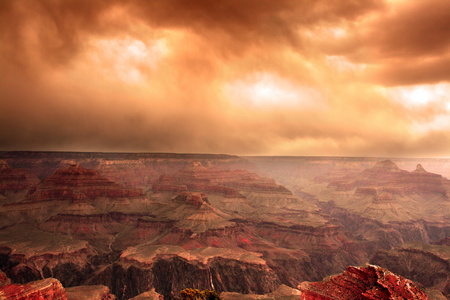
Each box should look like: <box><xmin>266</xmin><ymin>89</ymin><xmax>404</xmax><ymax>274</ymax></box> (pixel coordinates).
<box><xmin>0</xmin><ymin>224</ymin><xmax>93</xmax><ymax>287</ymax></box>
<box><xmin>370</xmin><ymin>243</ymin><xmax>450</xmax><ymax>298</ymax></box>
<box><xmin>299</xmin><ymin>264</ymin><xmax>428</xmax><ymax>300</ymax></box>
<box><xmin>87</xmin><ymin>254</ymin><xmax>280</xmax><ymax>300</ymax></box>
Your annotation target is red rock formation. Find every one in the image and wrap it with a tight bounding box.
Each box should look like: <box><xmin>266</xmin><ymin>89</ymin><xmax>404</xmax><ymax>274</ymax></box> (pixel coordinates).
<box><xmin>25</xmin><ymin>162</ymin><xmax>143</xmax><ymax>203</ymax></box>
<box><xmin>148</xmin><ymin>192</ymin><xmax>236</xmax><ymax>234</ymax></box>
<box><xmin>0</xmin><ymin>160</ymin><xmax>39</xmax><ymax>202</ymax></box>
<box><xmin>0</xmin><ymin>278</ymin><xmax>67</xmax><ymax>300</ymax></box>
<box><xmin>299</xmin><ymin>265</ymin><xmax>428</xmax><ymax>300</ymax></box>
<box><xmin>368</xmin><ymin>160</ymin><xmax>402</xmax><ymax>173</ymax></box>
<box><xmin>152</xmin><ymin>162</ymin><xmax>289</xmax><ymax>197</ymax></box>
<box><xmin>316</xmin><ymin>160</ymin><xmax>450</xmax><ymax>226</ymax></box>
<box><xmin>0</xmin><ymin>162</ymin><xmax>148</xmax><ymax>228</ymax></box>
<box><xmin>356</xmin><ymin>160</ymin><xmax>447</xmax><ymax>195</ymax></box>
<box><xmin>96</xmin><ymin>160</ymin><xmax>159</xmax><ymax>189</ymax></box>
<box><xmin>249</xmin><ymin>222</ymin><xmax>346</xmax><ymax>251</ymax></box>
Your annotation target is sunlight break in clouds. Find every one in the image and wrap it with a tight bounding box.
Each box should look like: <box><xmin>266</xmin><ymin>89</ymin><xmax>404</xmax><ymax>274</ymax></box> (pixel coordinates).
<box><xmin>91</xmin><ymin>37</ymin><xmax>169</xmax><ymax>84</ymax></box>
<box><xmin>224</xmin><ymin>72</ymin><xmax>323</xmax><ymax>109</ymax></box>
<box><xmin>386</xmin><ymin>83</ymin><xmax>450</xmax><ymax>134</ymax></box>
<box><xmin>388</xmin><ymin>83</ymin><xmax>450</xmax><ymax>108</ymax></box>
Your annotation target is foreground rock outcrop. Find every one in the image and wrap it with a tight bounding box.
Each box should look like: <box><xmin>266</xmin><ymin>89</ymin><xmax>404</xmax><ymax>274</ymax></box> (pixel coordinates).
<box><xmin>0</xmin><ymin>277</ymin><xmax>67</xmax><ymax>300</ymax></box>
<box><xmin>0</xmin><ymin>264</ymin><xmax>433</xmax><ymax>300</ymax></box>
<box><xmin>299</xmin><ymin>264</ymin><xmax>428</xmax><ymax>299</ymax></box>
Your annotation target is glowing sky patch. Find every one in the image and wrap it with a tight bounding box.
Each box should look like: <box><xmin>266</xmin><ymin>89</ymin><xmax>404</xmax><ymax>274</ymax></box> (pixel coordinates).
<box><xmin>388</xmin><ymin>83</ymin><xmax>450</xmax><ymax>108</ymax></box>
<box><xmin>224</xmin><ymin>73</ymin><xmax>323</xmax><ymax>109</ymax></box>
<box><xmin>91</xmin><ymin>37</ymin><xmax>168</xmax><ymax>84</ymax></box>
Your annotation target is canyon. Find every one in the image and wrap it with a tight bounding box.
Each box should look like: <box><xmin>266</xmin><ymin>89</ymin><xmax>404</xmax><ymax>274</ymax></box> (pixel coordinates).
<box><xmin>0</xmin><ymin>152</ymin><xmax>448</xmax><ymax>299</ymax></box>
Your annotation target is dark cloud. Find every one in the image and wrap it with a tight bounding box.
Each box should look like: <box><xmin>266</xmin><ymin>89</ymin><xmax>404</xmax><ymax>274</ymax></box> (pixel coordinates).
<box><xmin>326</xmin><ymin>0</ymin><xmax>450</xmax><ymax>86</ymax></box>
<box><xmin>0</xmin><ymin>0</ymin><xmax>385</xmax><ymax>67</ymax></box>
<box><xmin>129</xmin><ymin>0</ymin><xmax>385</xmax><ymax>46</ymax></box>
<box><xmin>369</xmin><ymin>54</ymin><xmax>450</xmax><ymax>86</ymax></box>
<box><xmin>365</xmin><ymin>0</ymin><xmax>450</xmax><ymax>59</ymax></box>
<box><xmin>0</xmin><ymin>0</ymin><xmax>448</xmax><ymax>157</ymax></box>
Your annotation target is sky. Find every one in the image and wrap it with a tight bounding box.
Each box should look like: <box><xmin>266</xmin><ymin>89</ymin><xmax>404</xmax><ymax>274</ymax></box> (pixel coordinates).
<box><xmin>1</xmin><ymin>0</ymin><xmax>449</xmax><ymax>157</ymax></box>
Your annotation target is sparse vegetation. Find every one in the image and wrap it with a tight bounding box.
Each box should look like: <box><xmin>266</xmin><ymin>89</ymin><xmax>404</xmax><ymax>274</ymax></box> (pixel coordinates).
<box><xmin>180</xmin><ymin>288</ymin><xmax>221</xmax><ymax>300</ymax></box>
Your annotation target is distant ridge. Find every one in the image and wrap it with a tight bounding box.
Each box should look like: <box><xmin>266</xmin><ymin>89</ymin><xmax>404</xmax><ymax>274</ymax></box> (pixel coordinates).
<box><xmin>369</xmin><ymin>160</ymin><xmax>401</xmax><ymax>172</ymax></box>
<box><xmin>0</xmin><ymin>151</ymin><xmax>239</xmax><ymax>160</ymax></box>
<box><xmin>413</xmin><ymin>163</ymin><xmax>427</xmax><ymax>173</ymax></box>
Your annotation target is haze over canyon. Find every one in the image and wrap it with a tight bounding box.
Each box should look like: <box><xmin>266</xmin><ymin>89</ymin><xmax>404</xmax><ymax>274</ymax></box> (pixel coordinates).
<box><xmin>0</xmin><ymin>151</ymin><xmax>448</xmax><ymax>299</ymax></box>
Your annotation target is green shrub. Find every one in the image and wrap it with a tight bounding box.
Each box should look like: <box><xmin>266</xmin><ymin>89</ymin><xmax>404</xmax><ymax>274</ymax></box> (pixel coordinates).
<box><xmin>180</xmin><ymin>288</ymin><xmax>221</xmax><ymax>300</ymax></box>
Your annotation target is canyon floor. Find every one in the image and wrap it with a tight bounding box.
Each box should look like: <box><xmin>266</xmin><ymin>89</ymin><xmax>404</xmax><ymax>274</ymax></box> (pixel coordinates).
<box><xmin>0</xmin><ymin>152</ymin><xmax>448</xmax><ymax>299</ymax></box>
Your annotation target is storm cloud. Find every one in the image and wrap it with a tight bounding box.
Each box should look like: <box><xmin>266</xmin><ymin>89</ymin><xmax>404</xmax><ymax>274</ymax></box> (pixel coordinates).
<box><xmin>0</xmin><ymin>0</ymin><xmax>449</xmax><ymax>157</ymax></box>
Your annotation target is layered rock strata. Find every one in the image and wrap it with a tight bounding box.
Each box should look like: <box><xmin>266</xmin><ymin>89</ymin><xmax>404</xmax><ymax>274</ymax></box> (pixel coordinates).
<box><xmin>298</xmin><ymin>264</ymin><xmax>428</xmax><ymax>299</ymax></box>
<box><xmin>0</xmin><ymin>277</ymin><xmax>67</xmax><ymax>300</ymax></box>
<box><xmin>0</xmin><ymin>160</ymin><xmax>39</xmax><ymax>203</ymax></box>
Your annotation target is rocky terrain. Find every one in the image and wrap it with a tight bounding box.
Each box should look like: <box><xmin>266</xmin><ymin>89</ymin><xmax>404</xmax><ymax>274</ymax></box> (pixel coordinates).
<box><xmin>0</xmin><ymin>275</ymin><xmax>67</xmax><ymax>300</ymax></box>
<box><xmin>256</xmin><ymin>159</ymin><xmax>449</xmax><ymax>254</ymax></box>
<box><xmin>298</xmin><ymin>264</ymin><xmax>428</xmax><ymax>299</ymax></box>
<box><xmin>0</xmin><ymin>265</ymin><xmax>431</xmax><ymax>300</ymax></box>
<box><xmin>0</xmin><ymin>151</ymin><xmax>448</xmax><ymax>299</ymax></box>
<box><xmin>370</xmin><ymin>242</ymin><xmax>449</xmax><ymax>298</ymax></box>
<box><xmin>307</xmin><ymin>160</ymin><xmax>449</xmax><ymax>224</ymax></box>
<box><xmin>0</xmin><ymin>270</ymin><xmax>117</xmax><ymax>300</ymax></box>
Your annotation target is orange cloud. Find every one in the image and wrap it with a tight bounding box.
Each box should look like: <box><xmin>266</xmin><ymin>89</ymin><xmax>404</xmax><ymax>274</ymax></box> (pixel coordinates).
<box><xmin>0</xmin><ymin>0</ymin><xmax>449</xmax><ymax>157</ymax></box>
